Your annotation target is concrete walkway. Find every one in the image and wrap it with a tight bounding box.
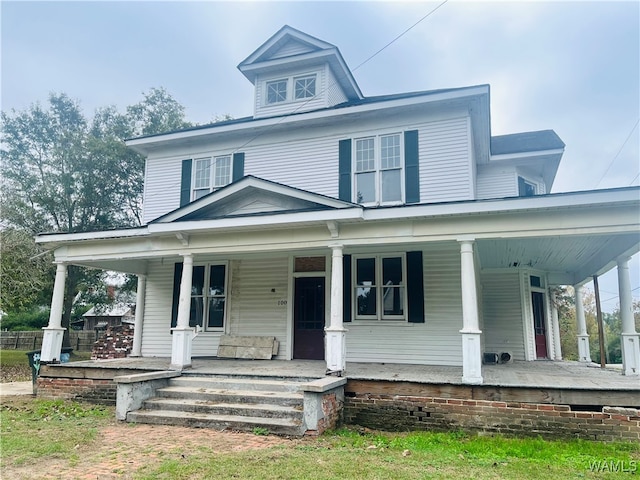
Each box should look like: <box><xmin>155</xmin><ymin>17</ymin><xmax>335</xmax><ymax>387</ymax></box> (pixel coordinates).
<box><xmin>0</xmin><ymin>381</ymin><xmax>34</xmax><ymax>397</ymax></box>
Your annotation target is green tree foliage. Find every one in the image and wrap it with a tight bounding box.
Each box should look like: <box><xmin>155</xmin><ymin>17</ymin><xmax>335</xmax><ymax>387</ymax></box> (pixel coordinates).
<box><xmin>552</xmin><ymin>286</ymin><xmax>578</xmax><ymax>360</ymax></box>
<box><xmin>1</xmin><ymin>88</ymin><xmax>191</xmax><ymax>342</ymax></box>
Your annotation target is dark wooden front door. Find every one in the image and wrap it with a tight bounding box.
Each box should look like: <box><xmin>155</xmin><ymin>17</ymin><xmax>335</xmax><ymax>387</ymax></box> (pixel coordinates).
<box><xmin>293</xmin><ymin>277</ymin><xmax>325</xmax><ymax>360</ymax></box>
<box><xmin>531</xmin><ymin>291</ymin><xmax>548</xmax><ymax>359</ymax></box>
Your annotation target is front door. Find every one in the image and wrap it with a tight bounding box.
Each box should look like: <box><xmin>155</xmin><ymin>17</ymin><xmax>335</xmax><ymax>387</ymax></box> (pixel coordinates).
<box><xmin>531</xmin><ymin>291</ymin><xmax>548</xmax><ymax>359</ymax></box>
<box><xmin>293</xmin><ymin>277</ymin><xmax>325</xmax><ymax>360</ymax></box>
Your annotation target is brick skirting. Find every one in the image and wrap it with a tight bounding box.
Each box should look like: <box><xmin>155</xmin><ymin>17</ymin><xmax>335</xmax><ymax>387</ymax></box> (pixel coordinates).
<box><xmin>344</xmin><ymin>394</ymin><xmax>640</xmax><ymax>442</ymax></box>
<box><xmin>37</xmin><ymin>377</ymin><xmax>117</xmax><ymax>405</ymax></box>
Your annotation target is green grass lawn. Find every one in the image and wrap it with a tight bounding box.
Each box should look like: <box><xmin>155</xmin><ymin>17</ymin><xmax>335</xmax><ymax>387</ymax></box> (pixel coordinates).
<box><xmin>1</xmin><ymin>349</ymin><xmax>93</xmax><ymax>382</ymax></box>
<box><xmin>1</xmin><ymin>397</ymin><xmax>638</xmax><ymax>479</ymax></box>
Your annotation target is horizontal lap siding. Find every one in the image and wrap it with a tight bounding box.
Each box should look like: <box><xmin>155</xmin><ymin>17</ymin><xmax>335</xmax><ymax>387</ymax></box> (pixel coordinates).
<box><xmin>481</xmin><ymin>271</ymin><xmax>525</xmax><ymax>360</ymax></box>
<box><xmin>326</xmin><ymin>67</ymin><xmax>348</xmax><ymax>106</ymax></box>
<box><xmin>142</xmin><ymin>159</ymin><xmax>182</xmax><ymax>224</ymax></box>
<box><xmin>229</xmin><ymin>258</ymin><xmax>289</xmax><ymax>359</ymax></box>
<box><xmin>476</xmin><ymin>166</ymin><xmax>517</xmax><ymax>199</ymax></box>
<box><xmin>420</xmin><ymin>118</ymin><xmax>472</xmax><ymax>203</ymax></box>
<box><xmin>346</xmin><ymin>244</ymin><xmax>463</xmax><ymax>366</ymax></box>
<box><xmin>141</xmin><ymin>260</ymin><xmax>174</xmax><ymax>357</ymax></box>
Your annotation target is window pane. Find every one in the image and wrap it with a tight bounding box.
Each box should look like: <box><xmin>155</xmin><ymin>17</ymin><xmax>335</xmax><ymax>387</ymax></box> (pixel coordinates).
<box><xmin>381</xmin><ymin>169</ymin><xmax>401</xmax><ymax>202</ymax></box>
<box><xmin>194</xmin><ymin>158</ymin><xmax>211</xmax><ymax>189</ymax></box>
<box><xmin>357</xmin><ymin>287</ymin><xmax>377</xmax><ymax>316</ymax></box>
<box><xmin>209</xmin><ymin>265</ymin><xmax>225</xmax><ymax>296</ymax></box>
<box><xmin>383</xmin><ymin>286</ymin><xmax>404</xmax><ymax>316</ymax></box>
<box><xmin>356</xmin><ymin>258</ymin><xmax>376</xmax><ymax>285</ymax></box>
<box><xmin>267</xmin><ymin>80</ymin><xmax>287</xmax><ymax>103</ymax></box>
<box><xmin>214</xmin><ymin>156</ymin><xmax>231</xmax><ymax>188</ymax></box>
<box><xmin>189</xmin><ymin>297</ymin><xmax>203</xmax><ymax>328</ymax></box>
<box><xmin>382</xmin><ymin>257</ymin><xmax>403</xmax><ymax>285</ymax></box>
<box><xmin>381</xmin><ymin>135</ymin><xmax>401</xmax><ymax>169</ymax></box>
<box><xmin>194</xmin><ymin>189</ymin><xmax>209</xmax><ymax>200</ymax></box>
<box><xmin>208</xmin><ymin>298</ymin><xmax>225</xmax><ymax>328</ymax></box>
<box><xmin>356</xmin><ymin>171</ymin><xmax>376</xmax><ymax>203</ymax></box>
<box><xmin>191</xmin><ymin>266</ymin><xmax>205</xmax><ymax>295</ymax></box>
<box><xmin>355</xmin><ymin>138</ymin><xmax>375</xmax><ymax>172</ymax></box>
<box><xmin>294</xmin><ymin>76</ymin><xmax>315</xmax><ymax>99</ymax></box>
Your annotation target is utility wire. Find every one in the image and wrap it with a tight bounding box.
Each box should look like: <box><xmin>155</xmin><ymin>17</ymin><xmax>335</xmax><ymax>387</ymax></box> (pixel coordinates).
<box><xmin>595</xmin><ymin>118</ymin><xmax>639</xmax><ymax>188</ymax></box>
<box><xmin>143</xmin><ymin>2</ymin><xmax>450</xmax><ymax>204</ymax></box>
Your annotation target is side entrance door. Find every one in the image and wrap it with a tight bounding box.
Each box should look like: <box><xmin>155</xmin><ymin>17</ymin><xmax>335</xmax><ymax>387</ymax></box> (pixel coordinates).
<box><xmin>531</xmin><ymin>291</ymin><xmax>548</xmax><ymax>359</ymax></box>
<box><xmin>293</xmin><ymin>277</ymin><xmax>325</xmax><ymax>360</ymax></box>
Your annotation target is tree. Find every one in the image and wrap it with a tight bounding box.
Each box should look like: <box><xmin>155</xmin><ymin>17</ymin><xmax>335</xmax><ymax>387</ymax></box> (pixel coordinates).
<box><xmin>1</xmin><ymin>89</ymin><xmax>191</xmax><ymax>345</ymax></box>
<box><xmin>552</xmin><ymin>286</ymin><xmax>578</xmax><ymax>360</ymax></box>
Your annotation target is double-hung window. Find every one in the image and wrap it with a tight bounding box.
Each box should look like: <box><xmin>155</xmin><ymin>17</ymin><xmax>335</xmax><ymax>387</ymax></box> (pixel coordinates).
<box><xmin>189</xmin><ymin>263</ymin><xmax>228</xmax><ymax>330</ymax></box>
<box><xmin>193</xmin><ymin>156</ymin><xmax>232</xmax><ymax>200</ymax></box>
<box><xmin>354</xmin><ymin>133</ymin><xmax>403</xmax><ymax>205</ymax></box>
<box><xmin>354</xmin><ymin>254</ymin><xmax>406</xmax><ymax>321</ymax></box>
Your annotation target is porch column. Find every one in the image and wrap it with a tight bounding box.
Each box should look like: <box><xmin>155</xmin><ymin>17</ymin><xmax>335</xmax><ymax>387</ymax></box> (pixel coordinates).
<box><xmin>618</xmin><ymin>258</ymin><xmax>639</xmax><ymax>376</ymax></box>
<box><xmin>575</xmin><ymin>285</ymin><xmax>592</xmax><ymax>363</ymax></box>
<box><xmin>549</xmin><ymin>289</ymin><xmax>562</xmax><ymax>360</ymax></box>
<box><xmin>459</xmin><ymin>240</ymin><xmax>483</xmax><ymax>384</ymax></box>
<box><xmin>41</xmin><ymin>262</ymin><xmax>67</xmax><ymax>362</ymax></box>
<box><xmin>131</xmin><ymin>274</ymin><xmax>146</xmax><ymax>357</ymax></box>
<box><xmin>325</xmin><ymin>244</ymin><xmax>347</xmax><ymax>375</ymax></box>
<box><xmin>171</xmin><ymin>254</ymin><xmax>194</xmax><ymax>370</ymax></box>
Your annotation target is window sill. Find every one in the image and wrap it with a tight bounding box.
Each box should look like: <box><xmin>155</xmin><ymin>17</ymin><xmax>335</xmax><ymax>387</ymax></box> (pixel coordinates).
<box><xmin>349</xmin><ymin>320</ymin><xmax>415</xmax><ymax>327</ymax></box>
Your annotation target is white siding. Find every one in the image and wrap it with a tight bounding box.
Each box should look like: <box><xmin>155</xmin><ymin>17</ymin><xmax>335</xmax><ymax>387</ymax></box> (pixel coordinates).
<box><xmin>346</xmin><ymin>244</ymin><xmax>463</xmax><ymax>366</ymax></box>
<box><xmin>140</xmin><ymin>259</ymin><xmax>174</xmax><ymax>357</ymax></box>
<box><xmin>481</xmin><ymin>271</ymin><xmax>526</xmax><ymax>360</ymax></box>
<box><xmin>476</xmin><ymin>165</ymin><xmax>517</xmax><ymax>199</ymax></box>
<box><xmin>326</xmin><ymin>66</ymin><xmax>348</xmax><ymax>106</ymax></box>
<box><xmin>269</xmin><ymin>40</ymin><xmax>314</xmax><ymax>59</ymax></box>
<box><xmin>228</xmin><ymin>257</ymin><xmax>290</xmax><ymax>359</ymax></box>
<box><xmin>142</xmin><ymin>113</ymin><xmax>474</xmax><ymax>223</ymax></box>
<box><xmin>420</xmin><ymin>118</ymin><xmax>473</xmax><ymax>203</ymax></box>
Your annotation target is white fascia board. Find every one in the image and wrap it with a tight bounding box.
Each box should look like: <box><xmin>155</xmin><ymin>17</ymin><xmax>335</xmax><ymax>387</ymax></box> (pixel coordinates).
<box><xmin>148</xmin><ymin>207</ymin><xmax>364</xmax><ymax>235</ymax></box>
<box><xmin>239</xmin><ymin>50</ymin><xmax>335</xmax><ymax>79</ymax></box>
<box><xmin>125</xmin><ymin>86</ymin><xmax>488</xmax><ymax>153</ymax></box>
<box><xmin>363</xmin><ymin>188</ymin><xmax>640</xmax><ymax>222</ymax></box>
<box><xmin>35</xmin><ymin>227</ymin><xmax>149</xmax><ymax>246</ymax></box>
<box><xmin>490</xmin><ymin>149</ymin><xmax>565</xmax><ymax>162</ymax></box>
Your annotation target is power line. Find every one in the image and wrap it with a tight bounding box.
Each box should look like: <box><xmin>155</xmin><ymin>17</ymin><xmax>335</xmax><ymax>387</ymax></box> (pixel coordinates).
<box><xmin>595</xmin><ymin>118</ymin><xmax>639</xmax><ymax>188</ymax></box>
<box><xmin>143</xmin><ymin>3</ymin><xmax>450</xmax><ymax>204</ymax></box>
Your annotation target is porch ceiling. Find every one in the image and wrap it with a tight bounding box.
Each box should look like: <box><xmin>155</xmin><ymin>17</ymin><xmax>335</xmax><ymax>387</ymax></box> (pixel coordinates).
<box><xmin>477</xmin><ymin>232</ymin><xmax>639</xmax><ymax>285</ymax></box>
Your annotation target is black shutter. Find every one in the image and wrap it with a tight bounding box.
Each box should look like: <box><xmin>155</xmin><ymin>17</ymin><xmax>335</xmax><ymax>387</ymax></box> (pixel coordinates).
<box><xmin>343</xmin><ymin>254</ymin><xmax>352</xmax><ymax>322</ymax></box>
<box><xmin>406</xmin><ymin>251</ymin><xmax>425</xmax><ymax>323</ymax></box>
<box><xmin>180</xmin><ymin>159</ymin><xmax>192</xmax><ymax>207</ymax></box>
<box><xmin>232</xmin><ymin>152</ymin><xmax>245</xmax><ymax>182</ymax></box>
<box><xmin>404</xmin><ymin>130</ymin><xmax>420</xmax><ymax>204</ymax></box>
<box><xmin>171</xmin><ymin>262</ymin><xmax>183</xmax><ymax>330</ymax></box>
<box><xmin>338</xmin><ymin>139</ymin><xmax>352</xmax><ymax>202</ymax></box>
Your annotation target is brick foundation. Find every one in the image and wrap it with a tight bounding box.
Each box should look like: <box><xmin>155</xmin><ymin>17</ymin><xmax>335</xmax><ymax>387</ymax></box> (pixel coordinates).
<box><xmin>344</xmin><ymin>393</ymin><xmax>640</xmax><ymax>442</ymax></box>
<box><xmin>37</xmin><ymin>377</ymin><xmax>117</xmax><ymax>404</ymax></box>
<box><xmin>315</xmin><ymin>392</ymin><xmax>343</xmax><ymax>435</ymax></box>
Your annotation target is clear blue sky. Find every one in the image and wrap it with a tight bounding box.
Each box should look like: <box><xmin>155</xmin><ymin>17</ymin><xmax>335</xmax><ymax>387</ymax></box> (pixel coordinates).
<box><xmin>2</xmin><ymin>1</ymin><xmax>639</xmax><ymax>310</ymax></box>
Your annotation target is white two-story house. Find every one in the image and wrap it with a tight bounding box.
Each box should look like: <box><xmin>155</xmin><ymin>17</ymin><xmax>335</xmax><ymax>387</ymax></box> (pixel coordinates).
<box><xmin>37</xmin><ymin>26</ymin><xmax>640</xmax><ymax>383</ymax></box>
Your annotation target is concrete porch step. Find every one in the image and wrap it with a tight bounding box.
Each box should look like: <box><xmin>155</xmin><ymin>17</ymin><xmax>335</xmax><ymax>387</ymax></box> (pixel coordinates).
<box><xmin>171</xmin><ymin>375</ymin><xmax>308</xmax><ymax>393</ymax></box>
<box><xmin>156</xmin><ymin>385</ymin><xmax>304</xmax><ymax>407</ymax></box>
<box><xmin>143</xmin><ymin>397</ymin><xmax>303</xmax><ymax>419</ymax></box>
<box><xmin>127</xmin><ymin>409</ymin><xmax>304</xmax><ymax>436</ymax></box>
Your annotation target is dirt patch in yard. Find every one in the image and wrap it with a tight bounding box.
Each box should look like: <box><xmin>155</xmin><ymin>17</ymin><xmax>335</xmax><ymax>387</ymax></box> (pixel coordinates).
<box><xmin>2</xmin><ymin>397</ymin><xmax>299</xmax><ymax>480</ymax></box>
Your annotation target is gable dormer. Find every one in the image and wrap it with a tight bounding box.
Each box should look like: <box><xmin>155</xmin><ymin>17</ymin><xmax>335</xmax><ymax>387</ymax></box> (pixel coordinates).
<box><xmin>238</xmin><ymin>25</ymin><xmax>363</xmax><ymax>119</ymax></box>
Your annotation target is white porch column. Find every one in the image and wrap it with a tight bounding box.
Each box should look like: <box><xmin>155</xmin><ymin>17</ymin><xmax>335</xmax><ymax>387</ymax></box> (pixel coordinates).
<box><xmin>325</xmin><ymin>244</ymin><xmax>347</xmax><ymax>375</ymax></box>
<box><xmin>549</xmin><ymin>289</ymin><xmax>562</xmax><ymax>360</ymax></box>
<box><xmin>171</xmin><ymin>254</ymin><xmax>194</xmax><ymax>370</ymax></box>
<box><xmin>41</xmin><ymin>262</ymin><xmax>67</xmax><ymax>362</ymax></box>
<box><xmin>575</xmin><ymin>285</ymin><xmax>592</xmax><ymax>363</ymax></box>
<box><xmin>459</xmin><ymin>240</ymin><xmax>483</xmax><ymax>384</ymax></box>
<box><xmin>130</xmin><ymin>275</ymin><xmax>146</xmax><ymax>357</ymax></box>
<box><xmin>618</xmin><ymin>258</ymin><xmax>639</xmax><ymax>376</ymax></box>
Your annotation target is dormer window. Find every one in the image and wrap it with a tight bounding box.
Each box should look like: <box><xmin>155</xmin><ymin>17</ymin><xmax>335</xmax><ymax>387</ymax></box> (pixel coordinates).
<box><xmin>266</xmin><ymin>79</ymin><xmax>287</xmax><ymax>104</ymax></box>
<box><xmin>518</xmin><ymin>176</ymin><xmax>537</xmax><ymax>197</ymax></box>
<box><xmin>294</xmin><ymin>75</ymin><xmax>316</xmax><ymax>99</ymax></box>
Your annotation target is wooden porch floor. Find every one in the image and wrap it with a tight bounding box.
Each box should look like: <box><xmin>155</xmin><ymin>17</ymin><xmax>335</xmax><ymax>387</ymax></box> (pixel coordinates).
<box><xmin>52</xmin><ymin>357</ymin><xmax>639</xmax><ymax>391</ymax></box>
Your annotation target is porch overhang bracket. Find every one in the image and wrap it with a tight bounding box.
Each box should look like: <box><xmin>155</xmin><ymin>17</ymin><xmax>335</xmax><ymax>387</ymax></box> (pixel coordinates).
<box><xmin>326</xmin><ymin>221</ymin><xmax>339</xmax><ymax>238</ymax></box>
<box><xmin>175</xmin><ymin>232</ymin><xmax>190</xmax><ymax>246</ymax></box>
